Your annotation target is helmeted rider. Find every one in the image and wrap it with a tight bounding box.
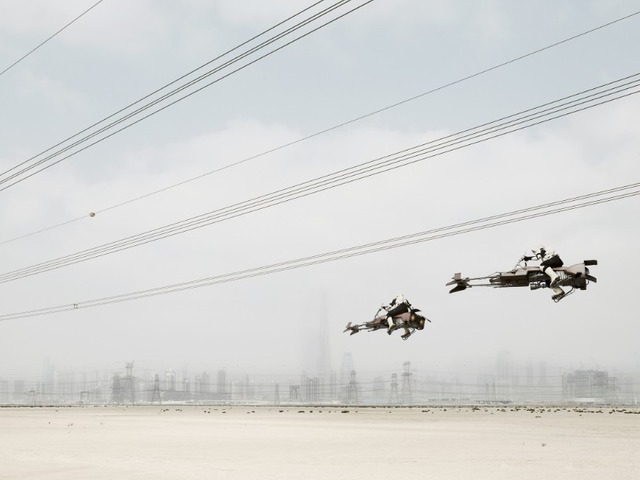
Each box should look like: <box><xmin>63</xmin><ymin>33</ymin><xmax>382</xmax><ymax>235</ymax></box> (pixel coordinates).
<box><xmin>524</xmin><ymin>245</ymin><xmax>565</xmax><ymax>301</ymax></box>
<box><xmin>381</xmin><ymin>293</ymin><xmax>413</xmax><ymax>334</ymax></box>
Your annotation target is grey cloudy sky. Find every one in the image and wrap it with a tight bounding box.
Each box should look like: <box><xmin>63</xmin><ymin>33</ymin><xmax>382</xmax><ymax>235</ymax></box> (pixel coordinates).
<box><xmin>1</xmin><ymin>0</ymin><xmax>639</xmax><ymax>382</ymax></box>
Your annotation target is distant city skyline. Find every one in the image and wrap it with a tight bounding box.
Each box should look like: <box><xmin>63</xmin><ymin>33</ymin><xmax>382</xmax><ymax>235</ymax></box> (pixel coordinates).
<box><xmin>1</xmin><ymin>351</ymin><xmax>637</xmax><ymax>406</ymax></box>
<box><xmin>1</xmin><ymin>1</ymin><xmax>639</xmax><ymax>391</ymax></box>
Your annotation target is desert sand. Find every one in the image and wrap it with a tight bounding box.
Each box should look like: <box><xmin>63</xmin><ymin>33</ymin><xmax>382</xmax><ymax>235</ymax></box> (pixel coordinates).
<box><xmin>0</xmin><ymin>405</ymin><xmax>638</xmax><ymax>479</ymax></box>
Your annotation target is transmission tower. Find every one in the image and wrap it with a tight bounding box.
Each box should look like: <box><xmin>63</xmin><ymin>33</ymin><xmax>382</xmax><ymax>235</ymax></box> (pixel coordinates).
<box><xmin>388</xmin><ymin>373</ymin><xmax>399</xmax><ymax>404</ymax></box>
<box><xmin>110</xmin><ymin>361</ymin><xmax>135</xmax><ymax>404</ymax></box>
<box><xmin>110</xmin><ymin>374</ymin><xmax>123</xmax><ymax>404</ymax></box>
<box><xmin>401</xmin><ymin>361</ymin><xmax>413</xmax><ymax>404</ymax></box>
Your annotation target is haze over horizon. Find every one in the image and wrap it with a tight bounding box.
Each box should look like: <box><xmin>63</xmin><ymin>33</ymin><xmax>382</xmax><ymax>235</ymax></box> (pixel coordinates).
<box><xmin>1</xmin><ymin>1</ymin><xmax>639</xmax><ymax>383</ymax></box>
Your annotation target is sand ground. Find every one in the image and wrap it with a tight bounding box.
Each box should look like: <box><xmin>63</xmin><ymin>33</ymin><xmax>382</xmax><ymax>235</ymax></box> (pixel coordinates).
<box><xmin>0</xmin><ymin>405</ymin><xmax>638</xmax><ymax>479</ymax></box>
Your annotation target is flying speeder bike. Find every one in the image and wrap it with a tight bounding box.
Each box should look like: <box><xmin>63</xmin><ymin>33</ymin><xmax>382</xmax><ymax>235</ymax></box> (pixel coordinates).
<box><xmin>344</xmin><ymin>294</ymin><xmax>430</xmax><ymax>340</ymax></box>
<box><xmin>447</xmin><ymin>246</ymin><xmax>597</xmax><ymax>303</ymax></box>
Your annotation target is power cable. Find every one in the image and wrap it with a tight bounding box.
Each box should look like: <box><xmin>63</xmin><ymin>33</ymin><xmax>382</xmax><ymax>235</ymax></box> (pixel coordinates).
<box><xmin>2</xmin><ymin>8</ymin><xmax>638</xmax><ymax>246</ymax></box>
<box><xmin>0</xmin><ymin>0</ymin><xmax>339</xmax><ymax>179</ymax></box>
<box><xmin>0</xmin><ymin>0</ymin><xmax>373</xmax><ymax>190</ymax></box>
<box><xmin>0</xmin><ymin>0</ymin><xmax>333</xmax><ymax>246</ymax></box>
<box><xmin>1</xmin><ymin>73</ymin><xmax>638</xmax><ymax>284</ymax></box>
<box><xmin>0</xmin><ymin>182</ymin><xmax>636</xmax><ymax>322</ymax></box>
<box><xmin>0</xmin><ymin>0</ymin><xmax>105</xmax><ymax>78</ymax></box>
<box><xmin>0</xmin><ymin>0</ymin><xmax>324</xmax><ymax>178</ymax></box>
<box><xmin>2</xmin><ymin>75</ymin><xmax>639</xmax><ymax>282</ymax></box>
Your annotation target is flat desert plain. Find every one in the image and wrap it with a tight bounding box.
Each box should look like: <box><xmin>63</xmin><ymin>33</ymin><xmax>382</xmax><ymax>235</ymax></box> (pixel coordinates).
<box><xmin>0</xmin><ymin>405</ymin><xmax>638</xmax><ymax>479</ymax></box>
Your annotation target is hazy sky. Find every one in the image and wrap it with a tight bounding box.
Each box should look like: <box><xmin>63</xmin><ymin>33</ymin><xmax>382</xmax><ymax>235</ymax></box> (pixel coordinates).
<box><xmin>1</xmin><ymin>0</ymin><xmax>639</xmax><ymax>382</ymax></box>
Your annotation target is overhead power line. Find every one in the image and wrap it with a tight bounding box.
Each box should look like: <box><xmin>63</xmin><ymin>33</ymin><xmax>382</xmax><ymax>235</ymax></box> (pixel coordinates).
<box><xmin>2</xmin><ymin>8</ymin><xmax>638</xmax><ymax>247</ymax></box>
<box><xmin>0</xmin><ymin>0</ymin><xmax>105</xmax><ymax>78</ymax></box>
<box><xmin>0</xmin><ymin>0</ymin><xmax>372</xmax><ymax>191</ymax></box>
<box><xmin>0</xmin><ymin>0</ymin><xmax>339</xmax><ymax>179</ymax></box>
<box><xmin>1</xmin><ymin>72</ymin><xmax>639</xmax><ymax>284</ymax></box>
<box><xmin>0</xmin><ymin>181</ymin><xmax>636</xmax><ymax>322</ymax></box>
